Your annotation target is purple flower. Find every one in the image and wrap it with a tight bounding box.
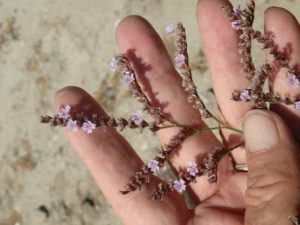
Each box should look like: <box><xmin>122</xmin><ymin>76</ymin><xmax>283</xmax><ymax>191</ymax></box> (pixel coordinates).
<box><xmin>233</xmin><ymin>5</ymin><xmax>241</xmax><ymax>16</ymax></box>
<box><xmin>175</xmin><ymin>54</ymin><xmax>185</xmax><ymax>68</ymax></box>
<box><xmin>286</xmin><ymin>73</ymin><xmax>299</xmax><ymax>89</ymax></box>
<box><xmin>239</xmin><ymin>90</ymin><xmax>251</xmax><ymax>102</ymax></box>
<box><xmin>173</xmin><ymin>179</ymin><xmax>186</xmax><ymax>193</ymax></box>
<box><xmin>165</xmin><ymin>24</ymin><xmax>175</xmax><ymax>35</ymax></box>
<box><xmin>147</xmin><ymin>159</ymin><xmax>160</xmax><ymax>173</ymax></box>
<box><xmin>295</xmin><ymin>101</ymin><xmax>300</xmax><ymax>110</ymax></box>
<box><xmin>231</xmin><ymin>21</ymin><xmax>240</xmax><ymax>30</ymax></box>
<box><xmin>58</xmin><ymin>105</ymin><xmax>71</xmax><ymax>119</ymax></box>
<box><xmin>130</xmin><ymin>111</ymin><xmax>144</xmax><ymax>124</ymax></box>
<box><xmin>66</xmin><ymin>119</ymin><xmax>78</xmax><ymax>132</ymax></box>
<box><xmin>110</xmin><ymin>58</ymin><xmax>118</xmax><ymax>72</ymax></box>
<box><xmin>123</xmin><ymin>71</ymin><xmax>135</xmax><ymax>85</ymax></box>
<box><xmin>187</xmin><ymin>161</ymin><xmax>198</xmax><ymax>176</ymax></box>
<box><xmin>82</xmin><ymin>121</ymin><xmax>96</xmax><ymax>134</ymax></box>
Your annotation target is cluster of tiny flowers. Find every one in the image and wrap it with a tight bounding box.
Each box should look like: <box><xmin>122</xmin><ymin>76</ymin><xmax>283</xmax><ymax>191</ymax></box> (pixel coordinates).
<box><xmin>231</xmin><ymin>5</ymin><xmax>241</xmax><ymax>30</ymax></box>
<box><xmin>232</xmin><ymin>5</ymin><xmax>241</xmax><ymax>16</ymax></box>
<box><xmin>295</xmin><ymin>101</ymin><xmax>300</xmax><ymax>110</ymax></box>
<box><xmin>239</xmin><ymin>90</ymin><xmax>251</xmax><ymax>102</ymax></box>
<box><xmin>187</xmin><ymin>161</ymin><xmax>198</xmax><ymax>176</ymax></box>
<box><xmin>110</xmin><ymin>57</ymin><xmax>136</xmax><ymax>86</ymax></box>
<box><xmin>165</xmin><ymin>24</ymin><xmax>175</xmax><ymax>35</ymax></box>
<box><xmin>130</xmin><ymin>111</ymin><xmax>144</xmax><ymax>124</ymax></box>
<box><xmin>172</xmin><ymin>162</ymin><xmax>198</xmax><ymax>193</ymax></box>
<box><xmin>110</xmin><ymin>58</ymin><xmax>119</xmax><ymax>72</ymax></box>
<box><xmin>175</xmin><ymin>53</ymin><xmax>186</xmax><ymax>68</ymax></box>
<box><xmin>123</xmin><ymin>71</ymin><xmax>135</xmax><ymax>85</ymax></box>
<box><xmin>58</xmin><ymin>105</ymin><xmax>71</xmax><ymax>119</ymax></box>
<box><xmin>286</xmin><ymin>73</ymin><xmax>300</xmax><ymax>89</ymax></box>
<box><xmin>82</xmin><ymin>121</ymin><xmax>96</xmax><ymax>134</ymax></box>
<box><xmin>231</xmin><ymin>20</ymin><xmax>240</xmax><ymax>30</ymax></box>
<box><xmin>173</xmin><ymin>179</ymin><xmax>186</xmax><ymax>193</ymax></box>
<box><xmin>147</xmin><ymin>159</ymin><xmax>160</xmax><ymax>173</ymax></box>
<box><xmin>58</xmin><ymin>105</ymin><xmax>96</xmax><ymax>134</ymax></box>
<box><xmin>66</xmin><ymin>119</ymin><xmax>78</xmax><ymax>132</ymax></box>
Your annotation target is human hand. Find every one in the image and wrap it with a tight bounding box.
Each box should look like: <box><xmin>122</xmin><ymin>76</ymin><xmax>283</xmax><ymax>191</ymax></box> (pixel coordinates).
<box><xmin>54</xmin><ymin>0</ymin><xmax>300</xmax><ymax>224</ymax></box>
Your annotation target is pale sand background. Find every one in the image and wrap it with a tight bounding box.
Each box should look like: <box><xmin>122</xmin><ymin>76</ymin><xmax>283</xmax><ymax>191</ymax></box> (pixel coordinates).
<box><xmin>0</xmin><ymin>0</ymin><xmax>299</xmax><ymax>224</ymax></box>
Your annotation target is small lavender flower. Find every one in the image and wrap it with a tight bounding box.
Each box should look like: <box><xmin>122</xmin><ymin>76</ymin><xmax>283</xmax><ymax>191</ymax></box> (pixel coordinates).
<box><xmin>173</xmin><ymin>179</ymin><xmax>186</xmax><ymax>193</ymax></box>
<box><xmin>239</xmin><ymin>90</ymin><xmax>251</xmax><ymax>102</ymax></box>
<box><xmin>58</xmin><ymin>105</ymin><xmax>71</xmax><ymax>119</ymax></box>
<box><xmin>66</xmin><ymin>119</ymin><xmax>78</xmax><ymax>132</ymax></box>
<box><xmin>286</xmin><ymin>74</ymin><xmax>300</xmax><ymax>89</ymax></box>
<box><xmin>147</xmin><ymin>159</ymin><xmax>160</xmax><ymax>173</ymax></box>
<box><xmin>233</xmin><ymin>5</ymin><xmax>241</xmax><ymax>16</ymax></box>
<box><xmin>165</xmin><ymin>24</ymin><xmax>175</xmax><ymax>35</ymax></box>
<box><xmin>231</xmin><ymin>20</ymin><xmax>240</xmax><ymax>30</ymax></box>
<box><xmin>295</xmin><ymin>101</ymin><xmax>300</xmax><ymax>110</ymax></box>
<box><xmin>82</xmin><ymin>121</ymin><xmax>96</xmax><ymax>134</ymax></box>
<box><xmin>123</xmin><ymin>71</ymin><xmax>135</xmax><ymax>85</ymax></box>
<box><xmin>175</xmin><ymin>54</ymin><xmax>185</xmax><ymax>68</ymax></box>
<box><xmin>187</xmin><ymin>161</ymin><xmax>198</xmax><ymax>176</ymax></box>
<box><xmin>110</xmin><ymin>57</ymin><xmax>118</xmax><ymax>72</ymax></box>
<box><xmin>130</xmin><ymin>111</ymin><xmax>144</xmax><ymax>124</ymax></box>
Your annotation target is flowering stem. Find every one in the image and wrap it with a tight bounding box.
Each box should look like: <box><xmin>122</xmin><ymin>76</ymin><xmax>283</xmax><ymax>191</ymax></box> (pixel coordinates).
<box><xmin>159</xmin><ymin>124</ymin><xmax>242</xmax><ymax>134</ymax></box>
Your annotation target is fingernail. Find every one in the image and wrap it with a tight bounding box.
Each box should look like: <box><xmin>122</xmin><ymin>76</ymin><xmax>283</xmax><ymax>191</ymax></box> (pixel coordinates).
<box><xmin>243</xmin><ymin>110</ymin><xmax>279</xmax><ymax>153</ymax></box>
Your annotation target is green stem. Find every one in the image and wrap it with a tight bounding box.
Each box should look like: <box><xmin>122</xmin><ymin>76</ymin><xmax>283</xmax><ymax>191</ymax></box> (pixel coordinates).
<box><xmin>159</xmin><ymin>124</ymin><xmax>243</xmax><ymax>134</ymax></box>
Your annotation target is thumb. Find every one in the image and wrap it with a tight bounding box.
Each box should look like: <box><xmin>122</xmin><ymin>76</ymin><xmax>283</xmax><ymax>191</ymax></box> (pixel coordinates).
<box><xmin>242</xmin><ymin>110</ymin><xmax>300</xmax><ymax>225</ymax></box>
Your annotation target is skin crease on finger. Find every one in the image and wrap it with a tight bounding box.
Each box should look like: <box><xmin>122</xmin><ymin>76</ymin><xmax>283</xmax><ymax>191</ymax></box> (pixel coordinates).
<box><xmin>50</xmin><ymin>1</ymin><xmax>300</xmax><ymax>225</ymax></box>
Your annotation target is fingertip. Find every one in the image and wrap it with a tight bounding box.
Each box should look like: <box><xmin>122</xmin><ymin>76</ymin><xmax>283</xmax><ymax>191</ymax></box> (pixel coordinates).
<box><xmin>243</xmin><ymin>110</ymin><xmax>297</xmax><ymax>153</ymax></box>
<box><xmin>197</xmin><ymin>0</ymin><xmax>231</xmax><ymax>22</ymax></box>
<box><xmin>55</xmin><ymin>86</ymin><xmax>86</xmax><ymax>110</ymax></box>
<box><xmin>55</xmin><ymin>86</ymin><xmax>84</xmax><ymax>99</ymax></box>
<box><xmin>243</xmin><ymin>110</ymin><xmax>279</xmax><ymax>154</ymax></box>
<box><xmin>55</xmin><ymin>86</ymin><xmax>106</xmax><ymax>116</ymax></box>
<box><xmin>115</xmin><ymin>15</ymin><xmax>154</xmax><ymax>51</ymax></box>
<box><xmin>265</xmin><ymin>6</ymin><xmax>299</xmax><ymax>26</ymax></box>
<box><xmin>116</xmin><ymin>15</ymin><xmax>147</xmax><ymax>37</ymax></box>
<box><xmin>264</xmin><ymin>6</ymin><xmax>299</xmax><ymax>40</ymax></box>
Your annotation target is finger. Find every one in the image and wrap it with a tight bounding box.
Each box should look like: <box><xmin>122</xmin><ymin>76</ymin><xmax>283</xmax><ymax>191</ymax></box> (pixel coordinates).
<box><xmin>55</xmin><ymin>86</ymin><xmax>190</xmax><ymax>225</ymax></box>
<box><xmin>265</xmin><ymin>7</ymin><xmax>300</xmax><ymax>141</ymax></box>
<box><xmin>243</xmin><ymin>110</ymin><xmax>300</xmax><ymax>224</ymax></box>
<box><xmin>197</xmin><ymin>0</ymin><xmax>253</xmax><ymax>128</ymax></box>
<box><xmin>116</xmin><ymin>15</ymin><xmax>224</xmax><ymax>200</ymax></box>
<box><xmin>197</xmin><ymin>0</ymin><xmax>253</xmax><ymax>167</ymax></box>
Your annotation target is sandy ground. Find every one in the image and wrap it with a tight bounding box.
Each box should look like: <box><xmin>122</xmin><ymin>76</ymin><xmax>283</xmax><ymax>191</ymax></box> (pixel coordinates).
<box><xmin>0</xmin><ymin>0</ymin><xmax>299</xmax><ymax>225</ymax></box>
